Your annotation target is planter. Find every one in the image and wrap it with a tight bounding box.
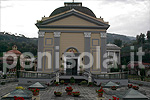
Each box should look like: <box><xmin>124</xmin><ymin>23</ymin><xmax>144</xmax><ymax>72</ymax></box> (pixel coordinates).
<box><xmin>64</xmin><ymin>83</ymin><xmax>68</xmax><ymax>85</ymax></box>
<box><xmin>111</xmin><ymin>88</ymin><xmax>117</xmax><ymax>90</ymax></box>
<box><xmin>56</xmin><ymin>84</ymin><xmax>59</xmax><ymax>86</ymax></box>
<box><xmin>55</xmin><ymin>94</ymin><xmax>62</xmax><ymax>97</ymax></box>
<box><xmin>73</xmin><ymin>94</ymin><xmax>80</xmax><ymax>97</ymax></box>
<box><xmin>72</xmin><ymin>92</ymin><xmax>80</xmax><ymax>97</ymax></box>
<box><xmin>98</xmin><ymin>93</ymin><xmax>103</xmax><ymax>97</ymax></box>
<box><xmin>133</xmin><ymin>86</ymin><xmax>139</xmax><ymax>90</ymax></box>
<box><xmin>111</xmin><ymin>86</ymin><xmax>117</xmax><ymax>90</ymax></box>
<box><xmin>33</xmin><ymin>92</ymin><xmax>39</xmax><ymax>96</ymax></box>
<box><xmin>54</xmin><ymin>91</ymin><xmax>62</xmax><ymax>97</ymax></box>
<box><xmin>65</xmin><ymin>89</ymin><xmax>73</xmax><ymax>93</ymax></box>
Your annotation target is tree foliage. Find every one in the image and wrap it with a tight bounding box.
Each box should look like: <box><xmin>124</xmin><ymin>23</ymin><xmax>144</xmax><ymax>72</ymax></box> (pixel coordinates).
<box><xmin>136</xmin><ymin>33</ymin><xmax>145</xmax><ymax>44</ymax></box>
<box><xmin>0</xmin><ymin>33</ymin><xmax>37</xmax><ymax>57</ymax></box>
<box><xmin>147</xmin><ymin>31</ymin><xmax>150</xmax><ymax>42</ymax></box>
<box><xmin>113</xmin><ymin>39</ymin><xmax>122</xmax><ymax>47</ymax></box>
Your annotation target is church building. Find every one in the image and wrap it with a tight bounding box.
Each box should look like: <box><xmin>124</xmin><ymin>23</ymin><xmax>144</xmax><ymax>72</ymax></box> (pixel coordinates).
<box><xmin>36</xmin><ymin>2</ymin><xmax>110</xmax><ymax>75</ymax></box>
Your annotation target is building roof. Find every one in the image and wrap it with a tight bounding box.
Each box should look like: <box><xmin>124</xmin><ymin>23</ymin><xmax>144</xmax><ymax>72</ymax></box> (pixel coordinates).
<box><xmin>6</xmin><ymin>45</ymin><xmax>21</xmax><ymax>55</ymax></box>
<box><xmin>116</xmin><ymin>88</ymin><xmax>148</xmax><ymax>99</ymax></box>
<box><xmin>29</xmin><ymin>82</ymin><xmax>46</xmax><ymax>89</ymax></box>
<box><xmin>1</xmin><ymin>89</ymin><xmax>32</xmax><ymax>99</ymax></box>
<box><xmin>7</xmin><ymin>50</ymin><xmax>21</xmax><ymax>54</ymax></box>
<box><xmin>127</xmin><ymin>61</ymin><xmax>150</xmax><ymax>68</ymax></box>
<box><xmin>103</xmin><ymin>81</ymin><xmax>120</xmax><ymax>88</ymax></box>
<box><xmin>107</xmin><ymin>43</ymin><xmax>121</xmax><ymax>50</ymax></box>
<box><xmin>50</xmin><ymin>2</ymin><xmax>96</xmax><ymax>18</ymax></box>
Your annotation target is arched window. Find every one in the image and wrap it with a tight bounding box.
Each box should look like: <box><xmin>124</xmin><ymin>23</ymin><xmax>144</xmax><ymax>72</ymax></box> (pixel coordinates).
<box><xmin>66</xmin><ymin>48</ymin><xmax>78</xmax><ymax>53</ymax></box>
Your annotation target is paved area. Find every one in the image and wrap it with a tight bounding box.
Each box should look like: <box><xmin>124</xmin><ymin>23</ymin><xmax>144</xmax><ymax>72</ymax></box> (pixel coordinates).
<box><xmin>0</xmin><ymin>82</ymin><xmax>150</xmax><ymax>100</ymax></box>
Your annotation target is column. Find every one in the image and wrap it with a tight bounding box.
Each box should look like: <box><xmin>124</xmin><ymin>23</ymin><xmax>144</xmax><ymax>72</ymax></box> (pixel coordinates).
<box><xmin>53</xmin><ymin>32</ymin><xmax>61</xmax><ymax>71</ymax></box>
<box><xmin>100</xmin><ymin>32</ymin><xmax>107</xmax><ymax>73</ymax></box>
<box><xmin>84</xmin><ymin>32</ymin><xmax>91</xmax><ymax>70</ymax></box>
<box><xmin>37</xmin><ymin>31</ymin><xmax>45</xmax><ymax>72</ymax></box>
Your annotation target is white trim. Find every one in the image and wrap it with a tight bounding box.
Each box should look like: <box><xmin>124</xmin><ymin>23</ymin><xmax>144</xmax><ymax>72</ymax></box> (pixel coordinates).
<box><xmin>84</xmin><ymin>32</ymin><xmax>91</xmax><ymax>37</ymax></box>
<box><xmin>54</xmin><ymin>32</ymin><xmax>61</xmax><ymax>37</ymax></box>
<box><xmin>38</xmin><ymin>31</ymin><xmax>45</xmax><ymax>37</ymax></box>
<box><xmin>100</xmin><ymin>32</ymin><xmax>107</xmax><ymax>38</ymax></box>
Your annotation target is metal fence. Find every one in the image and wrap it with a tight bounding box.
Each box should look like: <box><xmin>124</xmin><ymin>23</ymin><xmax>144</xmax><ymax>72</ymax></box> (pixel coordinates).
<box><xmin>92</xmin><ymin>72</ymin><xmax>128</xmax><ymax>79</ymax></box>
<box><xmin>19</xmin><ymin>70</ymin><xmax>58</xmax><ymax>79</ymax></box>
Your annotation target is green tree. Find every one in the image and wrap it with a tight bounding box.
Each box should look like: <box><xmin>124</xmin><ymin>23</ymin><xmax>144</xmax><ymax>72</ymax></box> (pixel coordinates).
<box><xmin>136</xmin><ymin>35</ymin><xmax>140</xmax><ymax>43</ymax></box>
<box><xmin>113</xmin><ymin>39</ymin><xmax>122</xmax><ymax>47</ymax></box>
<box><xmin>16</xmin><ymin>57</ymin><xmax>21</xmax><ymax>78</ymax></box>
<box><xmin>147</xmin><ymin>31</ymin><xmax>150</xmax><ymax>42</ymax></box>
<box><xmin>140</xmin><ymin>33</ymin><xmax>145</xmax><ymax>44</ymax></box>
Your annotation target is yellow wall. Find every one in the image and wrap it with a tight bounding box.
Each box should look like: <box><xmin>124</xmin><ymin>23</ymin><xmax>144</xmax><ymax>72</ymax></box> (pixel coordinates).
<box><xmin>47</xmin><ymin>15</ymin><xmax>98</xmax><ymax>26</ymax></box>
<box><xmin>91</xmin><ymin>33</ymin><xmax>101</xmax><ymax>72</ymax></box>
<box><xmin>43</xmin><ymin>33</ymin><xmax>54</xmax><ymax>72</ymax></box>
<box><xmin>59</xmin><ymin>33</ymin><xmax>84</xmax><ymax>66</ymax></box>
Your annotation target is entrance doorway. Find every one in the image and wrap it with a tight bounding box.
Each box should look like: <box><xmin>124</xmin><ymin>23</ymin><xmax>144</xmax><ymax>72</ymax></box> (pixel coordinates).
<box><xmin>66</xmin><ymin>59</ymin><xmax>78</xmax><ymax>75</ymax></box>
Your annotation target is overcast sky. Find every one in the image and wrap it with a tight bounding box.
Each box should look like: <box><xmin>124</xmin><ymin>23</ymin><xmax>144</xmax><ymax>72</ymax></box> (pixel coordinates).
<box><xmin>0</xmin><ymin>0</ymin><xmax>150</xmax><ymax>38</ymax></box>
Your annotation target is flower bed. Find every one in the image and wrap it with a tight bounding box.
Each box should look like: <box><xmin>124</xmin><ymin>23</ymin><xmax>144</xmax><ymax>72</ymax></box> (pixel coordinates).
<box><xmin>65</xmin><ymin>86</ymin><xmax>73</xmax><ymax>93</ymax></box>
<box><xmin>109</xmin><ymin>96</ymin><xmax>119</xmax><ymax>100</ymax></box>
<box><xmin>29</xmin><ymin>88</ymin><xmax>40</xmax><ymax>96</ymax></box>
<box><xmin>128</xmin><ymin>84</ymin><xmax>133</xmax><ymax>88</ymax></box>
<box><xmin>132</xmin><ymin>86</ymin><xmax>139</xmax><ymax>90</ymax></box>
<box><xmin>55</xmin><ymin>82</ymin><xmax>59</xmax><ymax>86</ymax></box>
<box><xmin>54</xmin><ymin>91</ymin><xmax>62</xmax><ymax>97</ymax></box>
<box><xmin>14</xmin><ymin>96</ymin><xmax>25</xmax><ymax>100</ymax></box>
<box><xmin>72</xmin><ymin>92</ymin><xmax>80</xmax><ymax>97</ymax></box>
<box><xmin>96</xmin><ymin>87</ymin><xmax>105</xmax><ymax>97</ymax></box>
<box><xmin>111</xmin><ymin>86</ymin><xmax>117</xmax><ymax>90</ymax></box>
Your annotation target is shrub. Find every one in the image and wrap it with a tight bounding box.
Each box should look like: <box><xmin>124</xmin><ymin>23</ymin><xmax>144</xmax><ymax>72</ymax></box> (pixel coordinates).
<box><xmin>81</xmin><ymin>81</ymin><xmax>87</xmax><ymax>85</ymax></box>
<box><xmin>88</xmin><ymin>82</ymin><xmax>93</xmax><ymax>86</ymax></box>
<box><xmin>3</xmin><ymin>74</ymin><xmax>7</xmax><ymax>79</ymax></box>
<box><xmin>1</xmin><ymin>82</ymin><xmax>5</xmax><ymax>85</ymax></box>
<box><xmin>16</xmin><ymin>86</ymin><xmax>25</xmax><ymax>90</ymax></box>
<box><xmin>70</xmin><ymin>77</ymin><xmax>75</xmax><ymax>83</ymax></box>
<box><xmin>60</xmin><ymin>80</ymin><xmax>64</xmax><ymax>84</ymax></box>
<box><xmin>55</xmin><ymin>82</ymin><xmax>59</xmax><ymax>84</ymax></box>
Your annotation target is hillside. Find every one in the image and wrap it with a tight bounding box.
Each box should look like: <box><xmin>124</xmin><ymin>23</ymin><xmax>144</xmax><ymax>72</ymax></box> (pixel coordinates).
<box><xmin>0</xmin><ymin>32</ymin><xmax>37</xmax><ymax>57</ymax></box>
<box><xmin>107</xmin><ymin>33</ymin><xmax>135</xmax><ymax>43</ymax></box>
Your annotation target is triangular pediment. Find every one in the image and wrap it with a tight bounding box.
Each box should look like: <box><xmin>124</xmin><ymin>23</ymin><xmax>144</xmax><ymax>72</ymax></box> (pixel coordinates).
<box><xmin>46</xmin><ymin>15</ymin><xmax>99</xmax><ymax>26</ymax></box>
<box><xmin>36</xmin><ymin>10</ymin><xmax>109</xmax><ymax>29</ymax></box>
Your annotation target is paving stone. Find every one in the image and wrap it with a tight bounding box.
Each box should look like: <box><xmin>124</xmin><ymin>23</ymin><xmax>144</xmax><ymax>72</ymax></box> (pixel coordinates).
<box><xmin>0</xmin><ymin>82</ymin><xmax>150</xmax><ymax>100</ymax></box>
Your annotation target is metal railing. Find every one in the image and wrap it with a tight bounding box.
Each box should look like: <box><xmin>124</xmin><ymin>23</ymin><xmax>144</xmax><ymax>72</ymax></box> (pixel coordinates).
<box><xmin>92</xmin><ymin>72</ymin><xmax>128</xmax><ymax>79</ymax></box>
<box><xmin>0</xmin><ymin>73</ymin><xmax>16</xmax><ymax>79</ymax></box>
<box><xmin>19</xmin><ymin>70</ymin><xmax>59</xmax><ymax>79</ymax></box>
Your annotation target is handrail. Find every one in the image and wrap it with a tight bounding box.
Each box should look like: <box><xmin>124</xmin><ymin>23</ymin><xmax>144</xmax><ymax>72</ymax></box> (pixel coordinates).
<box><xmin>91</xmin><ymin>72</ymin><xmax>128</xmax><ymax>75</ymax></box>
<box><xmin>18</xmin><ymin>70</ymin><xmax>59</xmax><ymax>75</ymax></box>
<box><xmin>18</xmin><ymin>70</ymin><xmax>59</xmax><ymax>79</ymax></box>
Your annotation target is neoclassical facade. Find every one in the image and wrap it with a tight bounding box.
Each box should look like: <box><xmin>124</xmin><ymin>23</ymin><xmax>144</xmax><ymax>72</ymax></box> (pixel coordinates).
<box><xmin>36</xmin><ymin>2</ymin><xmax>110</xmax><ymax>74</ymax></box>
